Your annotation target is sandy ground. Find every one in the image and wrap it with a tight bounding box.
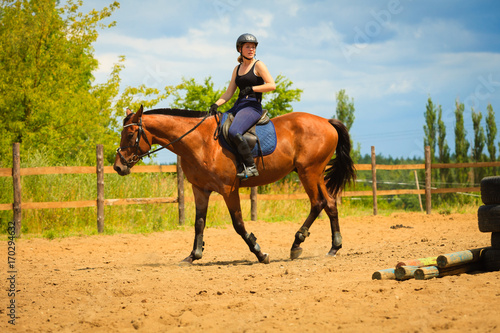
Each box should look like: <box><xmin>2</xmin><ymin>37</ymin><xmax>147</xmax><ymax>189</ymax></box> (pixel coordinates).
<box><xmin>2</xmin><ymin>212</ymin><xmax>500</xmax><ymax>332</ymax></box>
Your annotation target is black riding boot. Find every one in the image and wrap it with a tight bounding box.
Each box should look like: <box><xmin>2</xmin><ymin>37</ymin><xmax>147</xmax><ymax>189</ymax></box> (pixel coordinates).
<box><xmin>232</xmin><ymin>133</ymin><xmax>259</xmax><ymax>180</ymax></box>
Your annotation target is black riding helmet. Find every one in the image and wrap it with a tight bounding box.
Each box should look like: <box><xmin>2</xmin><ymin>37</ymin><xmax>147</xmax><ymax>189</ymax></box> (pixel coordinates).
<box><xmin>236</xmin><ymin>33</ymin><xmax>258</xmax><ymax>52</ymax></box>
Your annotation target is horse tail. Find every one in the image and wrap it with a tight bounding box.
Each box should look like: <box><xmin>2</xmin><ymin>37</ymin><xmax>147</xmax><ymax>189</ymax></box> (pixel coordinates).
<box><xmin>324</xmin><ymin>119</ymin><xmax>356</xmax><ymax>198</ymax></box>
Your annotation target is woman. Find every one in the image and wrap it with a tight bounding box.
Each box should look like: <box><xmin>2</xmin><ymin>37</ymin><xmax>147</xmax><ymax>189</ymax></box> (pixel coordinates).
<box><xmin>210</xmin><ymin>33</ymin><xmax>276</xmax><ymax>180</ymax></box>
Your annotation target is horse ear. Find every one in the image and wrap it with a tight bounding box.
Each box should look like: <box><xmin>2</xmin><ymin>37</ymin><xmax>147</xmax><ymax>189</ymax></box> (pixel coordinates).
<box><xmin>126</xmin><ymin>108</ymin><xmax>132</xmax><ymax>116</ymax></box>
<box><xmin>130</xmin><ymin>105</ymin><xmax>144</xmax><ymax>123</ymax></box>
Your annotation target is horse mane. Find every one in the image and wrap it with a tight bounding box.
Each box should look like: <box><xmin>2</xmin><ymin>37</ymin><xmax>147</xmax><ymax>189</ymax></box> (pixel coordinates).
<box><xmin>123</xmin><ymin>108</ymin><xmax>209</xmax><ymax>126</ymax></box>
<box><xmin>144</xmin><ymin>108</ymin><xmax>209</xmax><ymax>118</ymax></box>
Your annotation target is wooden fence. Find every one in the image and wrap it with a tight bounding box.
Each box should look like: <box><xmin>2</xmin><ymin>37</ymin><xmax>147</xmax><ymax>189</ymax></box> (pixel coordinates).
<box><xmin>2</xmin><ymin>144</ymin><xmax>499</xmax><ymax>236</ymax></box>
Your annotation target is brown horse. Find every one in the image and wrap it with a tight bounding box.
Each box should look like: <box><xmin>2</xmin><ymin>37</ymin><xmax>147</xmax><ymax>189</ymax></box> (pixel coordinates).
<box><xmin>113</xmin><ymin>105</ymin><xmax>355</xmax><ymax>264</ymax></box>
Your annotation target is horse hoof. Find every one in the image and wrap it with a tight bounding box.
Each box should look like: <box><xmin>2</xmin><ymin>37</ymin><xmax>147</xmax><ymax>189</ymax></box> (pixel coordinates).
<box><xmin>290</xmin><ymin>247</ymin><xmax>303</xmax><ymax>260</ymax></box>
<box><xmin>179</xmin><ymin>257</ymin><xmax>193</xmax><ymax>266</ymax></box>
<box><xmin>326</xmin><ymin>248</ymin><xmax>339</xmax><ymax>257</ymax></box>
<box><xmin>260</xmin><ymin>253</ymin><xmax>270</xmax><ymax>264</ymax></box>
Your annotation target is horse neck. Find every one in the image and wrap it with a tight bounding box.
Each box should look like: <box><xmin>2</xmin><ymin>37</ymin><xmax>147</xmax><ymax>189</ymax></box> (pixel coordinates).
<box><xmin>143</xmin><ymin>114</ymin><xmax>213</xmax><ymax>157</ymax></box>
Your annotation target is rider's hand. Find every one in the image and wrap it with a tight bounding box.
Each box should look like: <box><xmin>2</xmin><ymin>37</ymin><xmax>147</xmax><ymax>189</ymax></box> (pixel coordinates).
<box><xmin>240</xmin><ymin>86</ymin><xmax>254</xmax><ymax>96</ymax></box>
<box><xmin>210</xmin><ymin>103</ymin><xmax>218</xmax><ymax>115</ymax></box>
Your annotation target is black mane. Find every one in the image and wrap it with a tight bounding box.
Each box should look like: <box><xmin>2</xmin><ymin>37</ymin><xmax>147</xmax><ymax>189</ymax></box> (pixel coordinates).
<box><xmin>144</xmin><ymin>108</ymin><xmax>209</xmax><ymax>118</ymax></box>
<box><xmin>123</xmin><ymin>108</ymin><xmax>209</xmax><ymax>126</ymax></box>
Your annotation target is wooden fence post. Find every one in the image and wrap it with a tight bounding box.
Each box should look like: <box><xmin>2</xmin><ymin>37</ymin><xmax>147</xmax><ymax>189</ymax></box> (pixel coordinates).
<box><xmin>251</xmin><ymin>187</ymin><xmax>257</xmax><ymax>221</ymax></box>
<box><xmin>96</xmin><ymin>145</ymin><xmax>104</xmax><ymax>233</ymax></box>
<box><xmin>13</xmin><ymin>143</ymin><xmax>21</xmax><ymax>237</ymax></box>
<box><xmin>425</xmin><ymin>146</ymin><xmax>431</xmax><ymax>214</ymax></box>
<box><xmin>177</xmin><ymin>156</ymin><xmax>185</xmax><ymax>225</ymax></box>
<box><xmin>371</xmin><ymin>146</ymin><xmax>378</xmax><ymax>216</ymax></box>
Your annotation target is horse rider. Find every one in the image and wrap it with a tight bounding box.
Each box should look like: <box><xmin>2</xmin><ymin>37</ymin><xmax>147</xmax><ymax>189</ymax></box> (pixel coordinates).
<box><xmin>210</xmin><ymin>33</ymin><xmax>276</xmax><ymax>179</ymax></box>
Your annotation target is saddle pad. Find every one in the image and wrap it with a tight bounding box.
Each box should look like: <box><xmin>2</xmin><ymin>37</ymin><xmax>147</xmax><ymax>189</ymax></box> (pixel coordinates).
<box><xmin>219</xmin><ymin>112</ymin><xmax>277</xmax><ymax>157</ymax></box>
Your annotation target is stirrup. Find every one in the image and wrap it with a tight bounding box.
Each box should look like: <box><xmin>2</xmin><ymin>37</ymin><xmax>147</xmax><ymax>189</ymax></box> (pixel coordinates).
<box><xmin>236</xmin><ymin>165</ymin><xmax>259</xmax><ymax>180</ymax></box>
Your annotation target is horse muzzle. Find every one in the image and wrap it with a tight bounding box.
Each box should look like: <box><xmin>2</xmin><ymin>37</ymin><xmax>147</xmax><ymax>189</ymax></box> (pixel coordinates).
<box><xmin>113</xmin><ymin>162</ymin><xmax>131</xmax><ymax>176</ymax></box>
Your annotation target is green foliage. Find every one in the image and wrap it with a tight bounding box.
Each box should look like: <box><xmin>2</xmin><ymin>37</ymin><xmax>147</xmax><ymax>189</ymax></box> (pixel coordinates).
<box><xmin>334</xmin><ymin>89</ymin><xmax>360</xmax><ymax>163</ymax></box>
<box><xmin>171</xmin><ymin>77</ymin><xmax>235</xmax><ymax>112</ymax></box>
<box><xmin>471</xmin><ymin>107</ymin><xmax>486</xmax><ymax>182</ymax></box>
<box><xmin>262</xmin><ymin>74</ymin><xmax>302</xmax><ymax>117</ymax></box>
<box><xmin>0</xmin><ymin>0</ymin><xmax>121</xmax><ymax>166</ymax></box>
<box><xmin>334</xmin><ymin>89</ymin><xmax>355</xmax><ymax>131</ymax></box>
<box><xmin>486</xmin><ymin>103</ymin><xmax>497</xmax><ymax>162</ymax></box>
<box><xmin>454</xmin><ymin>99</ymin><xmax>470</xmax><ymax>188</ymax></box>
<box><xmin>471</xmin><ymin>108</ymin><xmax>485</xmax><ymax>163</ymax></box>
<box><xmin>423</xmin><ymin>97</ymin><xmax>437</xmax><ymax>162</ymax></box>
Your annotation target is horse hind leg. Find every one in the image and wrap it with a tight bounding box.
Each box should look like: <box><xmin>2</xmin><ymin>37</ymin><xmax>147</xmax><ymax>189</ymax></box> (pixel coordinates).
<box><xmin>324</xmin><ymin>196</ymin><xmax>342</xmax><ymax>256</ymax></box>
<box><xmin>290</xmin><ymin>173</ymin><xmax>327</xmax><ymax>259</ymax></box>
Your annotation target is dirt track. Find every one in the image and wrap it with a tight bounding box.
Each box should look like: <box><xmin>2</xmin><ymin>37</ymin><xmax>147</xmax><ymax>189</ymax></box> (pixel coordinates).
<box><xmin>3</xmin><ymin>212</ymin><xmax>500</xmax><ymax>332</ymax></box>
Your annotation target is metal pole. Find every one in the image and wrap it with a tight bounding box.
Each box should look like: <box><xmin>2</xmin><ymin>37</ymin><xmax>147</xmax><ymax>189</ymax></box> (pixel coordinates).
<box><xmin>371</xmin><ymin>146</ymin><xmax>378</xmax><ymax>216</ymax></box>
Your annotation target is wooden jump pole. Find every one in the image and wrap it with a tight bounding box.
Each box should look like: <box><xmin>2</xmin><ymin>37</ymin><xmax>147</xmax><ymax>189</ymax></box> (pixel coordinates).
<box><xmin>425</xmin><ymin>146</ymin><xmax>431</xmax><ymax>214</ymax></box>
<box><xmin>177</xmin><ymin>156</ymin><xmax>185</xmax><ymax>226</ymax></box>
<box><xmin>13</xmin><ymin>143</ymin><xmax>22</xmax><ymax>237</ymax></box>
<box><xmin>371</xmin><ymin>146</ymin><xmax>378</xmax><ymax>216</ymax></box>
<box><xmin>96</xmin><ymin>145</ymin><xmax>104</xmax><ymax>233</ymax></box>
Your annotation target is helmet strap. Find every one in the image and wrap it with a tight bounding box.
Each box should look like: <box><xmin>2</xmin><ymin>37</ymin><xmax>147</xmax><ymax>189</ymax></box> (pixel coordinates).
<box><xmin>240</xmin><ymin>52</ymin><xmax>254</xmax><ymax>61</ymax></box>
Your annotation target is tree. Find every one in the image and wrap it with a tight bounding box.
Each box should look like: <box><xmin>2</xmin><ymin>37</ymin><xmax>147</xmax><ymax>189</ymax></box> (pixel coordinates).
<box><xmin>423</xmin><ymin>97</ymin><xmax>437</xmax><ymax>162</ymax></box>
<box><xmin>334</xmin><ymin>89</ymin><xmax>360</xmax><ymax>162</ymax></box>
<box><xmin>437</xmin><ymin>104</ymin><xmax>452</xmax><ymax>188</ymax></box>
<box><xmin>262</xmin><ymin>74</ymin><xmax>302</xmax><ymax>118</ymax></box>
<box><xmin>454</xmin><ymin>99</ymin><xmax>470</xmax><ymax>186</ymax></box>
<box><xmin>171</xmin><ymin>77</ymin><xmax>231</xmax><ymax>112</ymax></box>
<box><xmin>334</xmin><ymin>89</ymin><xmax>355</xmax><ymax>131</ymax></box>
<box><xmin>0</xmin><ymin>0</ymin><xmax>121</xmax><ymax>166</ymax></box>
<box><xmin>471</xmin><ymin>107</ymin><xmax>486</xmax><ymax>182</ymax></box>
<box><xmin>485</xmin><ymin>103</ymin><xmax>497</xmax><ymax>163</ymax></box>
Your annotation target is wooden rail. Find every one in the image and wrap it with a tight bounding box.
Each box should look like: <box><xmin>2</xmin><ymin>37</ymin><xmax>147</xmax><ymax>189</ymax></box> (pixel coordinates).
<box><xmin>2</xmin><ymin>144</ymin><xmax>498</xmax><ymax>236</ymax></box>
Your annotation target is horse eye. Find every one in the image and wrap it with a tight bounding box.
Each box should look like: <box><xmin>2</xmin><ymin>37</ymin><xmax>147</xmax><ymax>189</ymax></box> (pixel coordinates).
<box><xmin>127</xmin><ymin>133</ymin><xmax>134</xmax><ymax>140</ymax></box>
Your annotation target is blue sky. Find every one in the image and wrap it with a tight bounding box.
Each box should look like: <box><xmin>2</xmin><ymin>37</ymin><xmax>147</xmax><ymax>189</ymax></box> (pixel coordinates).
<box><xmin>80</xmin><ymin>0</ymin><xmax>500</xmax><ymax>164</ymax></box>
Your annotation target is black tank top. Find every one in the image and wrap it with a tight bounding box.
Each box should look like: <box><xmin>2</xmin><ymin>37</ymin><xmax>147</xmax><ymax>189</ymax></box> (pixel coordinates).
<box><xmin>235</xmin><ymin>60</ymin><xmax>265</xmax><ymax>102</ymax></box>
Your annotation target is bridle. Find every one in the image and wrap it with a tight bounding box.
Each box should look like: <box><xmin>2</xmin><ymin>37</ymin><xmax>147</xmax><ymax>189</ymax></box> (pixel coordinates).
<box><xmin>116</xmin><ymin>111</ymin><xmax>211</xmax><ymax>168</ymax></box>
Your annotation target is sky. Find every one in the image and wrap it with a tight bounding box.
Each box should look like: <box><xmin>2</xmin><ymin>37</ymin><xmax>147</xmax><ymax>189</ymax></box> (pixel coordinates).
<box><xmin>79</xmin><ymin>0</ymin><xmax>500</xmax><ymax>164</ymax></box>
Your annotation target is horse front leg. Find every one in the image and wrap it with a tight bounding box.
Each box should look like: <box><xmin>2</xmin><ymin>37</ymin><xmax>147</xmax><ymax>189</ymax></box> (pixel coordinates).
<box><xmin>290</xmin><ymin>202</ymin><xmax>324</xmax><ymax>260</ymax></box>
<box><xmin>225</xmin><ymin>191</ymin><xmax>270</xmax><ymax>264</ymax></box>
<box><xmin>181</xmin><ymin>185</ymin><xmax>211</xmax><ymax>265</ymax></box>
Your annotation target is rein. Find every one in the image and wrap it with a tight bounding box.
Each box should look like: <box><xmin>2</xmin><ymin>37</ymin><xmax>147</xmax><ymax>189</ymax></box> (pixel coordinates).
<box><xmin>117</xmin><ymin>111</ymin><xmax>211</xmax><ymax>167</ymax></box>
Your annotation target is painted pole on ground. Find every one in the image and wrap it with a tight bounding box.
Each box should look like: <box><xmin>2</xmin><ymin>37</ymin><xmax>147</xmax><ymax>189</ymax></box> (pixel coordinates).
<box><xmin>396</xmin><ymin>256</ymin><xmax>438</xmax><ymax>268</ymax></box>
<box><xmin>436</xmin><ymin>247</ymin><xmax>490</xmax><ymax>268</ymax></box>
<box><xmin>372</xmin><ymin>268</ymin><xmax>395</xmax><ymax>280</ymax></box>
<box><xmin>395</xmin><ymin>266</ymin><xmax>419</xmax><ymax>280</ymax></box>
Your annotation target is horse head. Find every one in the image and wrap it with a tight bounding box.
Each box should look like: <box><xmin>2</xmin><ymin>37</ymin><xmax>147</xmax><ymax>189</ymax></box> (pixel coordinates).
<box><xmin>113</xmin><ymin>105</ymin><xmax>152</xmax><ymax>176</ymax></box>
